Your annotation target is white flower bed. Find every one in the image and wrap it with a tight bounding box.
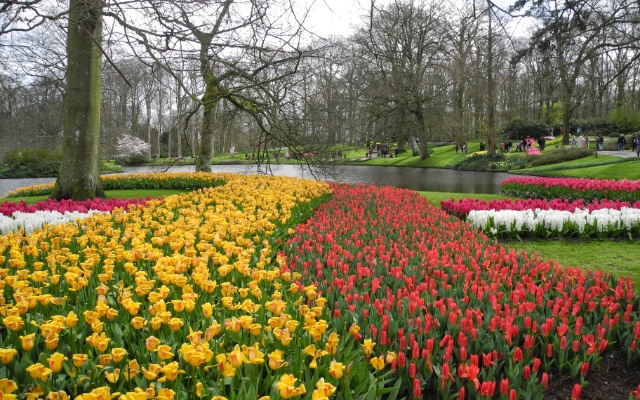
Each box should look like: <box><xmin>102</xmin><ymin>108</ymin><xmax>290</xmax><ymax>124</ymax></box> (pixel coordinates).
<box><xmin>0</xmin><ymin>210</ymin><xmax>106</xmax><ymax>235</ymax></box>
<box><xmin>467</xmin><ymin>207</ymin><xmax>640</xmax><ymax>238</ymax></box>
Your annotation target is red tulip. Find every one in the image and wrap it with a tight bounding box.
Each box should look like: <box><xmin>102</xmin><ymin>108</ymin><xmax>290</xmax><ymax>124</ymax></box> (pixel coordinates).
<box><xmin>571</xmin><ymin>384</ymin><xmax>582</xmax><ymax>400</ymax></box>
<box><xmin>412</xmin><ymin>378</ymin><xmax>421</xmax><ymax>399</ymax></box>
<box><xmin>580</xmin><ymin>362</ymin><xmax>589</xmax><ymax>376</ymax></box>
<box><xmin>409</xmin><ymin>363</ymin><xmax>416</xmax><ymax>378</ymax></box>
<box><xmin>500</xmin><ymin>378</ymin><xmax>509</xmax><ymax>395</ymax></box>
<box><xmin>479</xmin><ymin>381</ymin><xmax>496</xmax><ymax>397</ymax></box>
<box><xmin>512</xmin><ymin>347</ymin><xmax>523</xmax><ymax>362</ymax></box>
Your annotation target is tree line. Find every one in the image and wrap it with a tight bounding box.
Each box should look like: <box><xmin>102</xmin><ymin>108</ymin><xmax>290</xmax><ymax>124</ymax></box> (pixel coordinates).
<box><xmin>1</xmin><ymin>0</ymin><xmax>639</xmax><ymax>199</ymax></box>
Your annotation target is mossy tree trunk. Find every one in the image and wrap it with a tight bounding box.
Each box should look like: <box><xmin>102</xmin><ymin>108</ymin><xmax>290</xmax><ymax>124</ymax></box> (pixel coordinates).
<box><xmin>51</xmin><ymin>0</ymin><xmax>105</xmax><ymax>200</ymax></box>
<box><xmin>195</xmin><ymin>35</ymin><xmax>222</xmax><ymax>173</ymax></box>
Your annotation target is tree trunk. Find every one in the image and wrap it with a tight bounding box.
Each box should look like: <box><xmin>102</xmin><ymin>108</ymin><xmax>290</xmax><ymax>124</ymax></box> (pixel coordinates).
<box><xmin>196</xmin><ymin>78</ymin><xmax>219</xmax><ymax>172</ymax></box>
<box><xmin>486</xmin><ymin>1</ymin><xmax>497</xmax><ymax>154</ymax></box>
<box><xmin>414</xmin><ymin>107</ymin><xmax>429</xmax><ymax>160</ymax></box>
<box><xmin>145</xmin><ymin>95</ymin><xmax>152</xmax><ymax>157</ymax></box>
<box><xmin>562</xmin><ymin>98</ymin><xmax>572</xmax><ymax>146</ymax></box>
<box><xmin>51</xmin><ymin>0</ymin><xmax>105</xmax><ymax>200</ymax></box>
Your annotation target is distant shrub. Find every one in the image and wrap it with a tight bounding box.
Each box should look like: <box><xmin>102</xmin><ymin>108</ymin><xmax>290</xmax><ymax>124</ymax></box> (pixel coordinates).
<box><xmin>115</xmin><ymin>153</ymin><xmax>150</xmax><ymax>166</ymax></box>
<box><xmin>454</xmin><ymin>152</ymin><xmax>511</xmax><ymax>171</ymax></box>
<box><xmin>0</xmin><ymin>148</ymin><xmax>61</xmax><ymax>178</ymax></box>
<box><xmin>527</xmin><ymin>148</ymin><xmax>594</xmax><ymax>167</ymax></box>
<box><xmin>501</xmin><ymin>118</ymin><xmax>552</xmax><ymax>139</ymax></box>
<box><xmin>100</xmin><ymin>161</ymin><xmax>124</xmax><ymax>174</ymax></box>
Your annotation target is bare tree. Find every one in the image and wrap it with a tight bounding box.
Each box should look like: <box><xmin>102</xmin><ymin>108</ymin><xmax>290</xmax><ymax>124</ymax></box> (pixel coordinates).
<box><xmin>358</xmin><ymin>0</ymin><xmax>447</xmax><ymax>159</ymax></box>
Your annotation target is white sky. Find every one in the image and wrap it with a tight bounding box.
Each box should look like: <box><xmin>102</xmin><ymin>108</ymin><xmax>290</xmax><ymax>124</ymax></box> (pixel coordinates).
<box><xmin>302</xmin><ymin>0</ymin><xmax>377</xmax><ymax>38</ymax></box>
<box><xmin>300</xmin><ymin>0</ymin><xmax>535</xmax><ymax>39</ymax></box>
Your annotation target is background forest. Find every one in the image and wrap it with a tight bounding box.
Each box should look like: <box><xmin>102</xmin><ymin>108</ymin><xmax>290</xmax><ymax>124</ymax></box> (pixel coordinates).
<box><xmin>1</xmin><ymin>0</ymin><xmax>640</xmax><ymax>163</ymax></box>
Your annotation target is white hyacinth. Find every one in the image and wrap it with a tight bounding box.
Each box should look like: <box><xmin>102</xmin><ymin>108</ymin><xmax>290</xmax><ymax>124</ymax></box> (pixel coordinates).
<box><xmin>0</xmin><ymin>210</ymin><xmax>107</xmax><ymax>235</ymax></box>
<box><xmin>467</xmin><ymin>207</ymin><xmax>640</xmax><ymax>237</ymax></box>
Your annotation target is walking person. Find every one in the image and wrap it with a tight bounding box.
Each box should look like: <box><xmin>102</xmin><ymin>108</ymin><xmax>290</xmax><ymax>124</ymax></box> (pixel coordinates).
<box><xmin>597</xmin><ymin>134</ymin><xmax>604</xmax><ymax>151</ymax></box>
<box><xmin>632</xmin><ymin>134</ymin><xmax>639</xmax><ymax>153</ymax></box>
<box><xmin>617</xmin><ymin>134</ymin><xmax>626</xmax><ymax>152</ymax></box>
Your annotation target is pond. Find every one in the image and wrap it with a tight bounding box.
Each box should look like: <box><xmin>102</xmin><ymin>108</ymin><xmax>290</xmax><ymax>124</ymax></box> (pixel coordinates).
<box><xmin>0</xmin><ymin>164</ymin><xmax>515</xmax><ymax>197</ymax></box>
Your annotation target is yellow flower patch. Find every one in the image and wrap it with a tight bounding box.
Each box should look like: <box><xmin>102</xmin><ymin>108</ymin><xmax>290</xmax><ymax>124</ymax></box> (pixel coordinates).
<box><xmin>0</xmin><ymin>173</ymin><xmax>334</xmax><ymax>399</ymax></box>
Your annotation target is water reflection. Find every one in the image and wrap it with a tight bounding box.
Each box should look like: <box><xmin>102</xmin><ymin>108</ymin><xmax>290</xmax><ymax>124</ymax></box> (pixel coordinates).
<box><xmin>1</xmin><ymin>164</ymin><xmax>514</xmax><ymax>197</ymax></box>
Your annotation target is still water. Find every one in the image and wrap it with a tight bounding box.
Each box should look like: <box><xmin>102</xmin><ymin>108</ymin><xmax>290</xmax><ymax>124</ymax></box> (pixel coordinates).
<box><xmin>0</xmin><ymin>164</ymin><xmax>514</xmax><ymax>197</ymax></box>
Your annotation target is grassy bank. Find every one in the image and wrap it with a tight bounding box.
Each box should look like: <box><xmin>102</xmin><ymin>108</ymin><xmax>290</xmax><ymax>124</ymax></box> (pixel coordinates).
<box><xmin>419</xmin><ymin>190</ymin><xmax>640</xmax><ymax>284</ymax></box>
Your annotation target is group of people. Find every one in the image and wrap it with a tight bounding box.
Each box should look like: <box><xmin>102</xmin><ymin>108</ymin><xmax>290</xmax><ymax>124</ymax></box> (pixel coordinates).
<box><xmin>366</xmin><ymin>144</ymin><xmax>394</xmax><ymax>158</ymax></box>
<box><xmin>618</xmin><ymin>134</ymin><xmax>640</xmax><ymax>156</ymax></box>
<box><xmin>454</xmin><ymin>142</ymin><xmax>468</xmax><ymax>154</ymax></box>
<box><xmin>570</xmin><ymin>134</ymin><xmax>590</xmax><ymax>149</ymax></box>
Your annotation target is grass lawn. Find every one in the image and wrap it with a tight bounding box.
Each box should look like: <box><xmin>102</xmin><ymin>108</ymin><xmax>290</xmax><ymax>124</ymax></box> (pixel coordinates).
<box><xmin>418</xmin><ymin>190</ymin><xmax>513</xmax><ymax>208</ymax></box>
<box><xmin>418</xmin><ymin>190</ymin><xmax>640</xmax><ymax>285</ymax></box>
<box><xmin>344</xmin><ymin>142</ymin><xmax>483</xmax><ymax>168</ymax></box>
<box><xmin>533</xmin><ymin>158</ymin><xmax>640</xmax><ymax>180</ymax></box>
<box><xmin>1</xmin><ymin>189</ymin><xmax>186</xmax><ymax>205</ymax></box>
<box><xmin>501</xmin><ymin>240</ymin><xmax>640</xmax><ymax>284</ymax></box>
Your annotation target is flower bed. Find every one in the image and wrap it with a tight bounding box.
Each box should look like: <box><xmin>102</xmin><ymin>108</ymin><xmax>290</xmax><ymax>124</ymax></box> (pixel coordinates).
<box><xmin>0</xmin><ymin>198</ymin><xmax>153</xmax><ymax>235</ymax></box>
<box><xmin>284</xmin><ymin>183</ymin><xmax>640</xmax><ymax>399</ymax></box>
<box><xmin>441</xmin><ymin>197</ymin><xmax>640</xmax><ymax>239</ymax></box>
<box><xmin>2</xmin><ymin>176</ymin><xmax>640</xmax><ymax>400</ymax></box>
<box><xmin>501</xmin><ymin>176</ymin><xmax>640</xmax><ymax>203</ymax></box>
<box><xmin>0</xmin><ymin>198</ymin><xmax>151</xmax><ymax>217</ymax></box>
<box><xmin>1</xmin><ymin>173</ymin><xmax>360</xmax><ymax>400</ymax></box>
<box><xmin>467</xmin><ymin>208</ymin><xmax>640</xmax><ymax>239</ymax></box>
<box><xmin>3</xmin><ymin>172</ymin><xmax>226</xmax><ymax>197</ymax></box>
<box><xmin>441</xmin><ymin>198</ymin><xmax>640</xmax><ymax>220</ymax></box>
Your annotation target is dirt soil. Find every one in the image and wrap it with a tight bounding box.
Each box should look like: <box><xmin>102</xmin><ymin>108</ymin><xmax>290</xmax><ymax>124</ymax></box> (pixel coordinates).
<box><xmin>544</xmin><ymin>345</ymin><xmax>640</xmax><ymax>400</ymax></box>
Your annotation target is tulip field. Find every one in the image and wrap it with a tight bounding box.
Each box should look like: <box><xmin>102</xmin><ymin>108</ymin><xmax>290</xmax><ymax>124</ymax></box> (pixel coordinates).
<box><xmin>0</xmin><ymin>172</ymin><xmax>639</xmax><ymax>400</ymax></box>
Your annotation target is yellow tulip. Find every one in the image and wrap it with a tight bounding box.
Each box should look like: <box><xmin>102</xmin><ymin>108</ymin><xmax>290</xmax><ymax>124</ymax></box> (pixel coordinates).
<box><xmin>19</xmin><ymin>333</ymin><xmax>35</xmax><ymax>351</ymax></box>
<box><xmin>215</xmin><ymin>354</ymin><xmax>236</xmax><ymax>378</ymax></box>
<box><xmin>325</xmin><ymin>332</ymin><xmax>339</xmax><ymax>355</ymax></box>
<box><xmin>238</xmin><ymin>315</ymin><xmax>253</xmax><ymax>330</ymax></box>
<box><xmin>312</xmin><ymin>378</ymin><xmax>336</xmax><ymax>398</ymax></box>
<box><xmin>141</xmin><ymin>364</ymin><xmax>162</xmax><ymax>381</ymax></box>
<box><xmin>370</xmin><ymin>355</ymin><xmax>385</xmax><ymax>371</ymax></box>
<box><xmin>195</xmin><ymin>382</ymin><xmax>203</xmax><ymax>398</ymax></box>
<box><xmin>201</xmin><ymin>302</ymin><xmax>213</xmax><ymax>319</ymax></box>
<box><xmin>227</xmin><ymin>345</ymin><xmax>248</xmax><ymax>368</ymax></box>
<box><xmin>123</xmin><ymin>359</ymin><xmax>140</xmax><ymax>380</ymax></box>
<box><xmin>117</xmin><ymin>389</ymin><xmax>145</xmax><ymax>400</ymax></box>
<box><xmin>111</xmin><ymin>348</ymin><xmax>128</xmax><ymax>363</ymax></box>
<box><xmin>267</xmin><ymin>349</ymin><xmax>288</xmax><ymax>371</ymax></box>
<box><xmin>349</xmin><ymin>323</ymin><xmax>360</xmax><ymax>338</ymax></box>
<box><xmin>105</xmin><ymin>368</ymin><xmax>120</xmax><ymax>383</ymax></box>
<box><xmin>44</xmin><ymin>334</ymin><xmax>59</xmax><ymax>351</ymax></box>
<box><xmin>362</xmin><ymin>338</ymin><xmax>375</xmax><ymax>356</ymax></box>
<box><xmin>72</xmin><ymin>354</ymin><xmax>88</xmax><ymax>368</ymax></box>
<box><xmin>26</xmin><ymin>363</ymin><xmax>53</xmax><ymax>381</ymax></box>
<box><xmin>0</xmin><ymin>378</ymin><xmax>18</xmax><ymax>393</ymax></box>
<box><xmin>156</xmin><ymin>345</ymin><xmax>174</xmax><ymax>360</ymax></box>
<box><xmin>47</xmin><ymin>353</ymin><xmax>68</xmax><ymax>373</ymax></box>
<box><xmin>275</xmin><ymin>374</ymin><xmax>306</xmax><ymax>399</ymax></box>
<box><xmin>242</xmin><ymin>343</ymin><xmax>265</xmax><ymax>364</ymax></box>
<box><xmin>155</xmin><ymin>388</ymin><xmax>175</xmax><ymax>400</ymax></box>
<box><xmin>131</xmin><ymin>317</ymin><xmax>146</xmax><ymax>330</ymax></box>
<box><xmin>2</xmin><ymin>316</ymin><xmax>24</xmax><ymax>331</ymax></box>
<box><xmin>168</xmin><ymin>318</ymin><xmax>183</xmax><ymax>332</ymax></box>
<box><xmin>249</xmin><ymin>323</ymin><xmax>262</xmax><ymax>336</ymax></box>
<box><xmin>385</xmin><ymin>351</ymin><xmax>397</xmax><ymax>364</ymax></box>
<box><xmin>105</xmin><ymin>308</ymin><xmax>118</xmax><ymax>320</ymax></box>
<box><xmin>160</xmin><ymin>361</ymin><xmax>183</xmax><ymax>381</ymax></box>
<box><xmin>224</xmin><ymin>317</ymin><xmax>241</xmax><ymax>333</ymax></box>
<box><xmin>329</xmin><ymin>360</ymin><xmax>345</xmax><ymax>379</ymax></box>
<box><xmin>145</xmin><ymin>336</ymin><xmax>160</xmax><ymax>351</ymax></box>
<box><xmin>150</xmin><ymin>317</ymin><xmax>163</xmax><ymax>330</ymax></box>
